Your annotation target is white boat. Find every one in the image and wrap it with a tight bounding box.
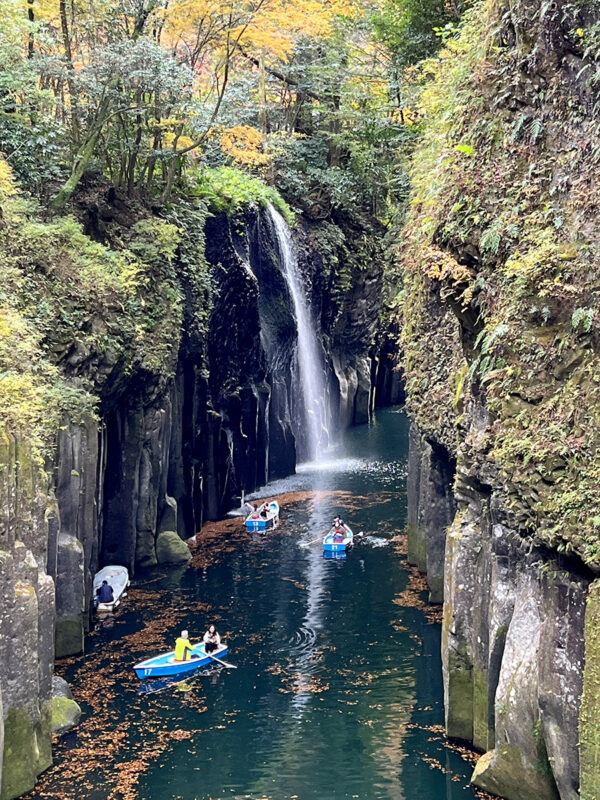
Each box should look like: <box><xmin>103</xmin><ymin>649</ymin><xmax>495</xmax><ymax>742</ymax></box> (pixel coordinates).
<box><xmin>93</xmin><ymin>565</ymin><xmax>130</xmax><ymax>613</ymax></box>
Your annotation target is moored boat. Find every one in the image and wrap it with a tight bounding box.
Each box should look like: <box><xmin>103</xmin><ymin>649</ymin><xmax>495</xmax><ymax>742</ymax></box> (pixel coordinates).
<box><xmin>93</xmin><ymin>565</ymin><xmax>129</xmax><ymax>613</ymax></box>
<box><xmin>134</xmin><ymin>643</ymin><xmax>229</xmax><ymax>679</ymax></box>
<box><xmin>323</xmin><ymin>525</ymin><xmax>353</xmax><ymax>553</ymax></box>
<box><xmin>245</xmin><ymin>500</ymin><xmax>280</xmax><ymax>531</ymax></box>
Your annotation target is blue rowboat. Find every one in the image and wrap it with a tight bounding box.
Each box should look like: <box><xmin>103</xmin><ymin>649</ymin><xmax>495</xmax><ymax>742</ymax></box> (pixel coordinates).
<box><xmin>134</xmin><ymin>643</ymin><xmax>228</xmax><ymax>679</ymax></box>
<box><xmin>323</xmin><ymin>526</ymin><xmax>353</xmax><ymax>553</ymax></box>
<box><xmin>245</xmin><ymin>500</ymin><xmax>279</xmax><ymax>531</ymax></box>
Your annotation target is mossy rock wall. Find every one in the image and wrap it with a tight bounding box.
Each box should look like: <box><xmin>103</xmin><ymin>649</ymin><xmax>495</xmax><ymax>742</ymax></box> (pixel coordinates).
<box><xmin>580</xmin><ymin>580</ymin><xmax>600</xmax><ymax>800</ymax></box>
<box><xmin>398</xmin><ymin>0</ymin><xmax>600</xmax><ymax>796</ymax></box>
<box><xmin>406</xmin><ymin>423</ymin><xmax>455</xmax><ymax>602</ymax></box>
<box><xmin>0</xmin><ymin>433</ymin><xmax>55</xmax><ymax>799</ymax></box>
<box><xmin>437</xmin><ymin>485</ymin><xmax>587</xmax><ymax>797</ymax></box>
<box><xmin>0</xmin><ymin>177</ymin><xmax>386</xmax><ymax>798</ymax></box>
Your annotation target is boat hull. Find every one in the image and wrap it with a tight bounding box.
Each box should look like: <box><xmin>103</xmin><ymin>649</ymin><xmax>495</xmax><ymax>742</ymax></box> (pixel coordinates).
<box><xmin>134</xmin><ymin>644</ymin><xmax>229</xmax><ymax>679</ymax></box>
<box><xmin>245</xmin><ymin>501</ymin><xmax>280</xmax><ymax>531</ymax></box>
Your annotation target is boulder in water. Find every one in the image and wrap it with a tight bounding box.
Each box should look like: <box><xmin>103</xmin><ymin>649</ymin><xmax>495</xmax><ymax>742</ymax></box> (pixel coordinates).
<box><xmin>51</xmin><ymin>696</ymin><xmax>81</xmax><ymax>735</ymax></box>
<box><xmin>51</xmin><ymin>676</ymin><xmax>73</xmax><ymax>700</ymax></box>
<box><xmin>156</xmin><ymin>531</ymin><xmax>191</xmax><ymax>564</ymax></box>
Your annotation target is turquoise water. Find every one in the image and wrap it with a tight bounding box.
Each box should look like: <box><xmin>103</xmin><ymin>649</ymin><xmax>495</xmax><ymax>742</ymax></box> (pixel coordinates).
<box><xmin>41</xmin><ymin>409</ymin><xmax>480</xmax><ymax>800</ymax></box>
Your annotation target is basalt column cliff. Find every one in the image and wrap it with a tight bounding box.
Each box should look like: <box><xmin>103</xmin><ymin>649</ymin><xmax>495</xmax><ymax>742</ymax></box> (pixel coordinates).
<box><xmin>0</xmin><ymin>186</ymin><xmax>385</xmax><ymax>799</ymax></box>
<box><xmin>400</xmin><ymin>0</ymin><xmax>600</xmax><ymax>798</ymax></box>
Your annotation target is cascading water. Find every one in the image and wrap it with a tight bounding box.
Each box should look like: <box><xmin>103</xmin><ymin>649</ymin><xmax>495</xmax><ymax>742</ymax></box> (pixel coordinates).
<box><xmin>268</xmin><ymin>204</ymin><xmax>330</xmax><ymax>461</ymax></box>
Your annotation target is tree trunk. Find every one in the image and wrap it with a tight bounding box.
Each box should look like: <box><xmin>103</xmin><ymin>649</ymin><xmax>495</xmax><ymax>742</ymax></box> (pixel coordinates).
<box><xmin>59</xmin><ymin>0</ymin><xmax>81</xmax><ymax>147</ymax></box>
<box><xmin>27</xmin><ymin>0</ymin><xmax>34</xmax><ymax>59</ymax></box>
<box><xmin>50</xmin><ymin>92</ymin><xmax>113</xmax><ymax>210</ymax></box>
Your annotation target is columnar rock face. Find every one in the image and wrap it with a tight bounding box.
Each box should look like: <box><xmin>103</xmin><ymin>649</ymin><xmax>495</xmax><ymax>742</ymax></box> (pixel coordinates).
<box><xmin>580</xmin><ymin>581</ymin><xmax>600</xmax><ymax>800</ymax></box>
<box><xmin>399</xmin><ymin>0</ymin><xmax>600</xmax><ymax>795</ymax></box>
<box><xmin>0</xmin><ymin>434</ymin><xmax>54</xmax><ymax>799</ymax></box>
<box><xmin>0</xmin><ymin>201</ymin><xmax>385</xmax><ymax>799</ymax></box>
<box><xmin>47</xmin><ymin>206</ymin><xmax>383</xmax><ymax>645</ymax></box>
<box><xmin>407</xmin><ymin>424</ymin><xmax>455</xmax><ymax>603</ymax></box>
<box><xmin>408</xmin><ymin>411</ymin><xmax>592</xmax><ymax>799</ymax></box>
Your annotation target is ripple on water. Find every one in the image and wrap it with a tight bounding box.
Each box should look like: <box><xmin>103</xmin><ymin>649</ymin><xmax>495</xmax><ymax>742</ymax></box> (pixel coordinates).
<box><xmin>288</xmin><ymin>625</ymin><xmax>317</xmax><ymax>654</ymax></box>
<box><xmin>363</xmin><ymin>536</ymin><xmax>390</xmax><ymax>547</ymax></box>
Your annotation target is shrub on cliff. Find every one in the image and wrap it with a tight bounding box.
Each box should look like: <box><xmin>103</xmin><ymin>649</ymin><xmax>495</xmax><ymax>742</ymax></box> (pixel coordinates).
<box><xmin>0</xmin><ymin>160</ymin><xmax>210</xmax><ymax>461</ymax></box>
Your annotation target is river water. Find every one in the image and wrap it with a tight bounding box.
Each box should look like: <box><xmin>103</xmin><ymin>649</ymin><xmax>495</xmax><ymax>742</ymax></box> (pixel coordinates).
<box><xmin>35</xmin><ymin>409</ymin><xmax>483</xmax><ymax>800</ymax></box>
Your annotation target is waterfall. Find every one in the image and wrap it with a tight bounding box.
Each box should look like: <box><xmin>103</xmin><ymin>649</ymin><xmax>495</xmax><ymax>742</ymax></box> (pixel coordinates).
<box><xmin>267</xmin><ymin>204</ymin><xmax>329</xmax><ymax>461</ymax></box>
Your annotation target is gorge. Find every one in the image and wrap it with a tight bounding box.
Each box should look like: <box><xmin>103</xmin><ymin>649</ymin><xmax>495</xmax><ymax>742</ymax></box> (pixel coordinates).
<box><xmin>1</xmin><ymin>0</ymin><xmax>600</xmax><ymax>797</ymax></box>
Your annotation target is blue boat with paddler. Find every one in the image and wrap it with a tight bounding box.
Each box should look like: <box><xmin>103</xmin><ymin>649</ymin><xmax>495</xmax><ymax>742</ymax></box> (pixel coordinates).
<box><xmin>323</xmin><ymin>524</ymin><xmax>353</xmax><ymax>553</ymax></box>
<box><xmin>134</xmin><ymin>642</ymin><xmax>229</xmax><ymax>679</ymax></box>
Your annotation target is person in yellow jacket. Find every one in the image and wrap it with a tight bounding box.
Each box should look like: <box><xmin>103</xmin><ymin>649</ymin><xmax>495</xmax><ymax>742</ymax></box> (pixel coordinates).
<box><xmin>174</xmin><ymin>630</ymin><xmax>195</xmax><ymax>662</ymax></box>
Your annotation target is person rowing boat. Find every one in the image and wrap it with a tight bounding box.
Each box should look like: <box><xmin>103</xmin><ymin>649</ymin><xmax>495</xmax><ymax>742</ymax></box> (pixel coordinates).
<box><xmin>174</xmin><ymin>630</ymin><xmax>197</xmax><ymax>662</ymax></box>
<box><xmin>330</xmin><ymin>517</ymin><xmax>350</xmax><ymax>542</ymax></box>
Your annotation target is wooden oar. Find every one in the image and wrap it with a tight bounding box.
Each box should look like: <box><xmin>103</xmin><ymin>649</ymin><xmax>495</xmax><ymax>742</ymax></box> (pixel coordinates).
<box><xmin>304</xmin><ymin>536</ymin><xmax>325</xmax><ymax>546</ymax></box>
<box><xmin>207</xmin><ymin>653</ymin><xmax>237</xmax><ymax>669</ymax></box>
<box><xmin>191</xmin><ymin>643</ymin><xmax>237</xmax><ymax>670</ymax></box>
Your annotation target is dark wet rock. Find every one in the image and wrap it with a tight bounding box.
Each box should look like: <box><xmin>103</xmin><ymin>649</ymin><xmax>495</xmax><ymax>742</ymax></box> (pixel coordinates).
<box><xmin>407</xmin><ymin>424</ymin><xmax>455</xmax><ymax>602</ymax></box>
<box><xmin>54</xmin><ymin>533</ymin><xmax>85</xmax><ymax>658</ymax></box>
<box><xmin>158</xmin><ymin>495</ymin><xmax>178</xmax><ymax>536</ymax></box>
<box><xmin>156</xmin><ymin>531</ymin><xmax>191</xmax><ymax>565</ymax></box>
<box><xmin>53</xmin><ymin>414</ymin><xmax>101</xmax><ymax>636</ymax></box>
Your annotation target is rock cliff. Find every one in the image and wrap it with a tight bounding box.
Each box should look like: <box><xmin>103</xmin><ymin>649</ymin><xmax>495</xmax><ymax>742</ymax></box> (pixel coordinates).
<box><xmin>0</xmin><ymin>181</ymin><xmax>384</xmax><ymax>798</ymax></box>
<box><xmin>401</xmin><ymin>0</ymin><xmax>600</xmax><ymax>797</ymax></box>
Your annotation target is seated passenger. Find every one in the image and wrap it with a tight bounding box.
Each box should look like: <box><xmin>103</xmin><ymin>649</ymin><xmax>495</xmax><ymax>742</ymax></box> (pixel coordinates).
<box><xmin>203</xmin><ymin>624</ymin><xmax>221</xmax><ymax>654</ymax></box>
<box><xmin>174</xmin><ymin>630</ymin><xmax>195</xmax><ymax>662</ymax></box>
<box><xmin>97</xmin><ymin>580</ymin><xmax>114</xmax><ymax>604</ymax></box>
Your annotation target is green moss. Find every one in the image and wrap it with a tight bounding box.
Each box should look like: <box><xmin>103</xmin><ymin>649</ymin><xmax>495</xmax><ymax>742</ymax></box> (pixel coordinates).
<box><xmin>50</xmin><ymin>696</ymin><xmax>81</xmax><ymax>734</ymax></box>
<box><xmin>580</xmin><ymin>580</ymin><xmax>600</xmax><ymax>800</ymax></box>
<box><xmin>194</xmin><ymin>166</ymin><xmax>295</xmax><ymax>225</ymax></box>
<box><xmin>55</xmin><ymin>618</ymin><xmax>84</xmax><ymax>658</ymax></box>
<box><xmin>428</xmin><ymin>573</ymin><xmax>444</xmax><ymax>604</ymax></box>
<box><xmin>471</xmin><ymin>743</ymin><xmax>559</xmax><ymax>800</ymax></box>
<box><xmin>1</xmin><ymin>707</ymin><xmax>44</xmax><ymax>800</ymax></box>
<box><xmin>398</xmin><ymin>0</ymin><xmax>600</xmax><ymax>563</ymax></box>
<box><xmin>37</xmin><ymin>702</ymin><xmax>53</xmax><ymax>775</ymax></box>
<box><xmin>445</xmin><ymin>651</ymin><xmax>474</xmax><ymax>742</ymax></box>
<box><xmin>407</xmin><ymin>522</ymin><xmax>427</xmax><ymax>572</ymax></box>
<box><xmin>0</xmin><ymin>158</ymin><xmax>211</xmax><ymax>474</ymax></box>
<box><xmin>156</xmin><ymin>530</ymin><xmax>191</xmax><ymax>565</ymax></box>
<box><xmin>473</xmin><ymin>667</ymin><xmax>492</xmax><ymax>752</ymax></box>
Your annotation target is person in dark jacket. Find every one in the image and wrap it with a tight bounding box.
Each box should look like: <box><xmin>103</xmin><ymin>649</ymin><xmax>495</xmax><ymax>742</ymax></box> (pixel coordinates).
<box><xmin>203</xmin><ymin>625</ymin><xmax>221</xmax><ymax>654</ymax></box>
<box><xmin>97</xmin><ymin>580</ymin><xmax>114</xmax><ymax>604</ymax></box>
